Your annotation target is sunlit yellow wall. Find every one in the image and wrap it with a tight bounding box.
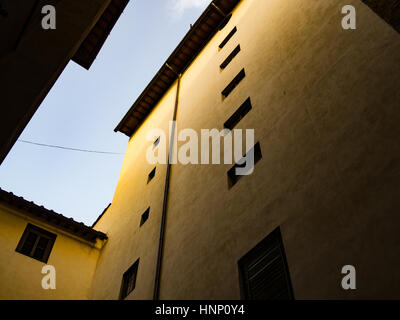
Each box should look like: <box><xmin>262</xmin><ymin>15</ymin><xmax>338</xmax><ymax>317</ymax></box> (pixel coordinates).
<box><xmin>0</xmin><ymin>203</ymin><xmax>103</xmax><ymax>300</ymax></box>
<box><xmin>90</xmin><ymin>82</ymin><xmax>177</xmax><ymax>300</ymax></box>
<box><xmin>92</xmin><ymin>0</ymin><xmax>400</xmax><ymax>299</ymax></box>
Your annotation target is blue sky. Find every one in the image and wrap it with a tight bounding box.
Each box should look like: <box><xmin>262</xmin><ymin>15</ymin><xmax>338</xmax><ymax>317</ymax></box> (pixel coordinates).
<box><xmin>0</xmin><ymin>0</ymin><xmax>210</xmax><ymax>226</ymax></box>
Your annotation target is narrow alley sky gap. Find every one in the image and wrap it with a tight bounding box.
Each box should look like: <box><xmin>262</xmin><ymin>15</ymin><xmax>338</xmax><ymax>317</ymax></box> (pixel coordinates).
<box><xmin>0</xmin><ymin>0</ymin><xmax>210</xmax><ymax>225</ymax></box>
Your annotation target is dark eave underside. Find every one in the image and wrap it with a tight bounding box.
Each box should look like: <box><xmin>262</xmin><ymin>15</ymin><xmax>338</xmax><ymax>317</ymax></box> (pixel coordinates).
<box><xmin>72</xmin><ymin>0</ymin><xmax>129</xmax><ymax>70</ymax></box>
<box><xmin>0</xmin><ymin>189</ymin><xmax>107</xmax><ymax>243</ymax></box>
<box><xmin>115</xmin><ymin>0</ymin><xmax>241</xmax><ymax>137</ymax></box>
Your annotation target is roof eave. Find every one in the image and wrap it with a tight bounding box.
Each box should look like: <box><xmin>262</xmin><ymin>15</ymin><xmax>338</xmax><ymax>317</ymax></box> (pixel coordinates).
<box><xmin>115</xmin><ymin>0</ymin><xmax>241</xmax><ymax>137</ymax></box>
<box><xmin>0</xmin><ymin>189</ymin><xmax>108</xmax><ymax>243</ymax></box>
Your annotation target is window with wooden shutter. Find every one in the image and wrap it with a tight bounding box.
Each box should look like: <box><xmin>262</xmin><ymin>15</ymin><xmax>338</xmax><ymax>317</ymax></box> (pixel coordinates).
<box><xmin>16</xmin><ymin>223</ymin><xmax>57</xmax><ymax>263</ymax></box>
<box><xmin>238</xmin><ymin>227</ymin><xmax>294</xmax><ymax>300</ymax></box>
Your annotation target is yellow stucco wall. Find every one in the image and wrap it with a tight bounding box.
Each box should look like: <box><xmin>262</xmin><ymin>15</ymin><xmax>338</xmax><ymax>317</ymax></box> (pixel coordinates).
<box><xmin>92</xmin><ymin>0</ymin><xmax>400</xmax><ymax>299</ymax></box>
<box><xmin>90</xmin><ymin>82</ymin><xmax>178</xmax><ymax>300</ymax></box>
<box><xmin>0</xmin><ymin>203</ymin><xmax>103</xmax><ymax>300</ymax></box>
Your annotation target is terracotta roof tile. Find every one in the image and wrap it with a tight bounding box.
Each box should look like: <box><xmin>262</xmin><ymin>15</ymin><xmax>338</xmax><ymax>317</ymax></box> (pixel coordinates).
<box><xmin>0</xmin><ymin>188</ymin><xmax>107</xmax><ymax>242</ymax></box>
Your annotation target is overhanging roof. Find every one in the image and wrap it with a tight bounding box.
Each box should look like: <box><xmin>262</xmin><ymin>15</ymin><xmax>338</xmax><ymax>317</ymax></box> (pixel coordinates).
<box><xmin>72</xmin><ymin>0</ymin><xmax>130</xmax><ymax>70</ymax></box>
<box><xmin>0</xmin><ymin>188</ymin><xmax>107</xmax><ymax>243</ymax></box>
<box><xmin>115</xmin><ymin>0</ymin><xmax>241</xmax><ymax>137</ymax></box>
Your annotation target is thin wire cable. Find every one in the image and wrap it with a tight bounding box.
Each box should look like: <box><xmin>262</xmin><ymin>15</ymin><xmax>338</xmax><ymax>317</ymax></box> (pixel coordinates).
<box><xmin>17</xmin><ymin>139</ymin><xmax>123</xmax><ymax>155</ymax></box>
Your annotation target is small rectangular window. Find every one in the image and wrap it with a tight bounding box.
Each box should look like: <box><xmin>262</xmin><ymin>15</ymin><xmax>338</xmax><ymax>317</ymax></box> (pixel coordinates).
<box><xmin>224</xmin><ymin>97</ymin><xmax>252</xmax><ymax>130</ymax></box>
<box><xmin>222</xmin><ymin>68</ymin><xmax>246</xmax><ymax>98</ymax></box>
<box><xmin>238</xmin><ymin>227</ymin><xmax>294</xmax><ymax>300</ymax></box>
<box><xmin>16</xmin><ymin>224</ymin><xmax>57</xmax><ymax>263</ymax></box>
<box><xmin>220</xmin><ymin>45</ymin><xmax>241</xmax><ymax>70</ymax></box>
<box><xmin>218</xmin><ymin>13</ymin><xmax>232</xmax><ymax>31</ymax></box>
<box><xmin>140</xmin><ymin>208</ymin><xmax>150</xmax><ymax>227</ymax></box>
<box><xmin>120</xmin><ymin>259</ymin><xmax>139</xmax><ymax>299</ymax></box>
<box><xmin>219</xmin><ymin>26</ymin><xmax>237</xmax><ymax>49</ymax></box>
<box><xmin>154</xmin><ymin>137</ymin><xmax>160</xmax><ymax>148</ymax></box>
<box><xmin>148</xmin><ymin>167</ymin><xmax>156</xmax><ymax>184</ymax></box>
<box><xmin>228</xmin><ymin>142</ymin><xmax>262</xmax><ymax>188</ymax></box>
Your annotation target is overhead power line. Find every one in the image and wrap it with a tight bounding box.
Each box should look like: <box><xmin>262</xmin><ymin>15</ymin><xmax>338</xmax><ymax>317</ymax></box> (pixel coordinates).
<box><xmin>17</xmin><ymin>139</ymin><xmax>123</xmax><ymax>155</ymax></box>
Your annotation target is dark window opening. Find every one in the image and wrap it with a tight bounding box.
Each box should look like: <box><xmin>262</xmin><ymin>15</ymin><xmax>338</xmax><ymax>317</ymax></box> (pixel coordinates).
<box><xmin>228</xmin><ymin>142</ymin><xmax>262</xmax><ymax>188</ymax></box>
<box><xmin>120</xmin><ymin>259</ymin><xmax>139</xmax><ymax>299</ymax></box>
<box><xmin>219</xmin><ymin>26</ymin><xmax>237</xmax><ymax>49</ymax></box>
<box><xmin>148</xmin><ymin>167</ymin><xmax>156</xmax><ymax>184</ymax></box>
<box><xmin>16</xmin><ymin>224</ymin><xmax>56</xmax><ymax>263</ymax></box>
<box><xmin>218</xmin><ymin>13</ymin><xmax>232</xmax><ymax>30</ymax></box>
<box><xmin>238</xmin><ymin>227</ymin><xmax>294</xmax><ymax>300</ymax></box>
<box><xmin>224</xmin><ymin>97</ymin><xmax>252</xmax><ymax>130</ymax></box>
<box><xmin>154</xmin><ymin>137</ymin><xmax>160</xmax><ymax>148</ymax></box>
<box><xmin>220</xmin><ymin>45</ymin><xmax>241</xmax><ymax>70</ymax></box>
<box><xmin>222</xmin><ymin>68</ymin><xmax>246</xmax><ymax>98</ymax></box>
<box><xmin>140</xmin><ymin>208</ymin><xmax>150</xmax><ymax>227</ymax></box>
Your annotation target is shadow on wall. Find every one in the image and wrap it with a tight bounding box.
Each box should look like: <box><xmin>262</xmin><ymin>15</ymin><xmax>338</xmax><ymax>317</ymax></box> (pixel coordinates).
<box><xmin>362</xmin><ymin>0</ymin><xmax>400</xmax><ymax>33</ymax></box>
